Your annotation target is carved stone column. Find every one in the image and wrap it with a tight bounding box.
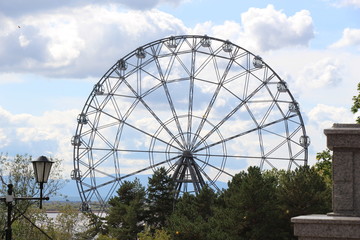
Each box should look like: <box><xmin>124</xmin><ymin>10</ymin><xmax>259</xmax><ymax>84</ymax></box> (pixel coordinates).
<box><xmin>325</xmin><ymin>124</ymin><xmax>360</xmax><ymax>216</ymax></box>
<box><xmin>292</xmin><ymin>124</ymin><xmax>360</xmax><ymax>240</ymax></box>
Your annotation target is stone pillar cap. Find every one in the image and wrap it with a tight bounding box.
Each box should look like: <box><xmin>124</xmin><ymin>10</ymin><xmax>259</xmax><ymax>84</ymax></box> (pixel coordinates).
<box><xmin>324</xmin><ymin>123</ymin><xmax>360</xmax><ymax>134</ymax></box>
<box><xmin>324</xmin><ymin>123</ymin><xmax>360</xmax><ymax>150</ymax></box>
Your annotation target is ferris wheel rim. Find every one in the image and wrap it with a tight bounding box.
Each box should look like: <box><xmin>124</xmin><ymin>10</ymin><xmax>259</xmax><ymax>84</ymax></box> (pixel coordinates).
<box><xmin>72</xmin><ymin>34</ymin><xmax>309</xmax><ymax>214</ymax></box>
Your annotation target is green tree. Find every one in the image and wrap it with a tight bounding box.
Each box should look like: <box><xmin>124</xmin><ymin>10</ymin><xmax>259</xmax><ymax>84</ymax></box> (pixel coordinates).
<box><xmin>107</xmin><ymin>178</ymin><xmax>146</xmax><ymax>240</ymax></box>
<box><xmin>211</xmin><ymin>167</ymin><xmax>285</xmax><ymax>240</ymax></box>
<box><xmin>75</xmin><ymin>212</ymin><xmax>107</xmax><ymax>240</ymax></box>
<box><xmin>53</xmin><ymin>204</ymin><xmax>88</xmax><ymax>239</ymax></box>
<box><xmin>10</xmin><ymin>206</ymin><xmax>53</xmax><ymax>240</ymax></box>
<box><xmin>277</xmin><ymin>166</ymin><xmax>331</xmax><ymax>239</ymax></box>
<box><xmin>146</xmin><ymin>167</ymin><xmax>175</xmax><ymax>230</ymax></box>
<box><xmin>167</xmin><ymin>185</ymin><xmax>218</xmax><ymax>240</ymax></box>
<box><xmin>314</xmin><ymin>149</ymin><xmax>332</xmax><ymax>185</ymax></box>
<box><xmin>278</xmin><ymin>166</ymin><xmax>331</xmax><ymax>216</ymax></box>
<box><xmin>194</xmin><ymin>185</ymin><xmax>217</xmax><ymax>220</ymax></box>
<box><xmin>351</xmin><ymin>82</ymin><xmax>360</xmax><ymax>123</ymax></box>
<box><xmin>138</xmin><ymin>227</ymin><xmax>171</xmax><ymax>240</ymax></box>
<box><xmin>167</xmin><ymin>193</ymin><xmax>207</xmax><ymax>240</ymax></box>
<box><xmin>0</xmin><ymin>154</ymin><xmax>66</xmax><ymax>239</ymax></box>
<box><xmin>97</xmin><ymin>234</ymin><xmax>117</xmax><ymax>240</ymax></box>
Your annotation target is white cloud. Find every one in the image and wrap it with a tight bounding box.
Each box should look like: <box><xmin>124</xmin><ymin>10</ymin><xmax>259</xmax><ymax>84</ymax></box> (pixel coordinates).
<box><xmin>308</xmin><ymin>104</ymin><xmax>354</xmax><ymax>127</ymax></box>
<box><xmin>305</xmin><ymin>104</ymin><xmax>355</xmax><ymax>164</ymax></box>
<box><xmin>296</xmin><ymin>57</ymin><xmax>343</xmax><ymax>90</ymax></box>
<box><xmin>329</xmin><ymin>0</ymin><xmax>360</xmax><ymax>8</ymax></box>
<box><xmin>0</xmin><ymin>4</ymin><xmax>316</xmax><ymax>79</ymax></box>
<box><xmin>241</xmin><ymin>5</ymin><xmax>314</xmax><ymax>51</ymax></box>
<box><xmin>0</xmin><ymin>0</ymin><xmax>187</xmax><ymax>16</ymax></box>
<box><xmin>0</xmin><ymin>6</ymin><xmax>188</xmax><ymax>77</ymax></box>
<box><xmin>117</xmin><ymin>0</ymin><xmax>187</xmax><ymax>10</ymax></box>
<box><xmin>0</xmin><ymin>129</ymin><xmax>10</xmax><ymax>148</ymax></box>
<box><xmin>0</xmin><ymin>1</ymin><xmax>358</xmax><ymax>181</ymax></box>
<box><xmin>191</xmin><ymin>4</ymin><xmax>315</xmax><ymax>52</ymax></box>
<box><xmin>330</xmin><ymin>28</ymin><xmax>360</xmax><ymax>49</ymax></box>
<box><xmin>18</xmin><ymin>34</ymin><xmax>30</xmax><ymax>47</ymax></box>
<box><xmin>0</xmin><ymin>72</ymin><xmax>25</xmax><ymax>84</ymax></box>
<box><xmin>0</xmin><ymin>106</ymin><xmax>79</xmax><ymax>174</ymax></box>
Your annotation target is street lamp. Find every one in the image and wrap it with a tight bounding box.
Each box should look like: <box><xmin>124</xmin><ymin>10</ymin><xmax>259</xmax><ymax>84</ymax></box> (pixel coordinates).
<box><xmin>1</xmin><ymin>155</ymin><xmax>54</xmax><ymax>240</ymax></box>
<box><xmin>32</xmin><ymin>156</ymin><xmax>54</xmax><ymax>209</ymax></box>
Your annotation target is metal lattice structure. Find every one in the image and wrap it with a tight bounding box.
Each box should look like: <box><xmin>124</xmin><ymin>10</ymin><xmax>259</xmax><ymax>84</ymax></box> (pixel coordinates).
<box><xmin>72</xmin><ymin>35</ymin><xmax>310</xmax><ymax>213</ymax></box>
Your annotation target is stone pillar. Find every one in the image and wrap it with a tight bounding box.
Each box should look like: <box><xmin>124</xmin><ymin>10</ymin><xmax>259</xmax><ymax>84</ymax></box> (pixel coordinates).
<box><xmin>292</xmin><ymin>124</ymin><xmax>360</xmax><ymax>240</ymax></box>
<box><xmin>325</xmin><ymin>124</ymin><xmax>360</xmax><ymax>216</ymax></box>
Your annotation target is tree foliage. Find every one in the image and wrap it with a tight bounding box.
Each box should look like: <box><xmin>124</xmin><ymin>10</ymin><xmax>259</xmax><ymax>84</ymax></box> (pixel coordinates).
<box><xmin>167</xmin><ymin>192</ymin><xmax>210</xmax><ymax>240</ymax></box>
<box><xmin>314</xmin><ymin>149</ymin><xmax>333</xmax><ymax>186</ymax></box>
<box><xmin>137</xmin><ymin>228</ymin><xmax>171</xmax><ymax>240</ymax></box>
<box><xmin>0</xmin><ymin>153</ymin><xmax>333</xmax><ymax>239</ymax></box>
<box><xmin>277</xmin><ymin>165</ymin><xmax>331</xmax><ymax>239</ymax></box>
<box><xmin>107</xmin><ymin>178</ymin><xmax>146</xmax><ymax>240</ymax></box>
<box><xmin>54</xmin><ymin>204</ymin><xmax>88</xmax><ymax>239</ymax></box>
<box><xmin>0</xmin><ymin>154</ymin><xmax>66</xmax><ymax>239</ymax></box>
<box><xmin>212</xmin><ymin>167</ymin><xmax>286</xmax><ymax>240</ymax></box>
<box><xmin>278</xmin><ymin>166</ymin><xmax>331</xmax><ymax>216</ymax></box>
<box><xmin>146</xmin><ymin>167</ymin><xmax>175</xmax><ymax>230</ymax></box>
<box><xmin>103</xmin><ymin>164</ymin><xmax>332</xmax><ymax>240</ymax></box>
<box><xmin>351</xmin><ymin>82</ymin><xmax>360</xmax><ymax>123</ymax></box>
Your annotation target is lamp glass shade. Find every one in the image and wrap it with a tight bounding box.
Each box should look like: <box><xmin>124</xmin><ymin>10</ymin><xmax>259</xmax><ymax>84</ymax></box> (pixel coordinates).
<box><xmin>32</xmin><ymin>156</ymin><xmax>54</xmax><ymax>183</ymax></box>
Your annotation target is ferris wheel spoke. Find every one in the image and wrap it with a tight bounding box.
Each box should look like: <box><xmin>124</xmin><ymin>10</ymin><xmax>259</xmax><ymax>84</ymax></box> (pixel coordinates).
<box><xmin>258</xmin><ymin>128</ymin><xmax>276</xmax><ymax>169</ymax></box>
<box><xmin>194</xmin><ymin>152</ymin><xmax>298</xmax><ymax>161</ymax></box>
<box><xmin>82</xmin><ymin>156</ymin><xmax>180</xmax><ymax>193</ymax></box>
<box><xmin>92</xmin><ymin>189</ymin><xmax>106</xmax><ymax>206</ymax></box>
<box><xmin>193</xmin><ymin>156</ymin><xmax>233</xmax><ymax>178</ymax></box>
<box><xmin>162</xmin><ymin>44</ymin><xmax>178</xmax><ymax>79</ymax></box>
<box><xmin>187</xmin><ymin>77</ymin><xmax>194</xmax><ymax>149</ymax></box>
<box><xmin>119</xmin><ymin>76</ymin><xmax>185</xmax><ymax>149</ymax></box>
<box><xmin>265</xmin><ymin>84</ymin><xmax>286</xmax><ymax>117</ymax></box>
<box><xmin>262</xmin><ymin>158</ymin><xmax>276</xmax><ymax>169</ymax></box>
<box><xmin>245</xmin><ymin>103</ymin><xmax>260</xmax><ymax>127</ymax></box>
<box><xmin>292</xmin><ymin>148</ymin><xmax>306</xmax><ymax>159</ymax></box>
<box><xmin>188</xmin><ymin>49</ymin><xmax>223</xmax><ymax>147</ymax></box>
<box><xmin>103</xmin><ymin>180</ymin><xmax>120</xmax><ymax>203</ymax></box>
<box><xmin>139</xmin><ymin>97</ymin><xmax>184</xmax><ymax>148</ymax></box>
<box><xmin>288</xmin><ymin>124</ymin><xmax>304</xmax><ymax>145</ymax></box>
<box><xmin>122</xmin><ymin>119</ymin><xmax>183</xmax><ymax>151</ymax></box>
<box><xmin>191</xmin><ymin>56</ymin><xmax>235</xmax><ymax>148</ymax></box>
<box><xmin>199</xmin><ymin>169</ymin><xmax>221</xmax><ymax>192</ymax></box>
<box><xmin>162</xmin><ymin>81</ymin><xmax>187</xmax><ymax>147</ymax></box>
<box><xmin>190</xmin><ymin>84</ymin><xmax>221</xmax><ymax>147</ymax></box>
<box><xmin>194</xmin><ymin>114</ymin><xmax>296</xmax><ymax>153</ymax></box>
<box><xmin>163</xmin><ymin>43</ymin><xmax>194</xmax><ymax>147</ymax></box>
<box><xmin>263</xmin><ymin>137</ymin><xmax>288</xmax><ymax>158</ymax></box>
<box><xmin>194</xmin><ymin>48</ymin><xmax>220</xmax><ymax>78</ymax></box>
<box><xmin>165</xmin><ymin>158</ymin><xmax>182</xmax><ymax>175</ymax></box>
<box><xmin>192</xmin><ymin>159</ymin><xmax>221</xmax><ymax>192</ymax></box>
<box><xmin>174</xmin><ymin>53</ymin><xmax>191</xmax><ymax>76</ymax></box>
<box><xmin>114</xmin><ymin>148</ymin><xmax>180</xmax><ymax>155</ymax></box>
<box><xmin>87</xmin><ymin>96</ymin><xmax>138</xmax><ymax>125</ymax></box>
<box><xmin>259</xmin><ymin>99</ymin><xmax>278</xmax><ymax>127</ymax></box>
<box><xmin>93</xmin><ymin>167</ymin><xmax>116</xmax><ymax>179</ymax></box>
<box><xmin>89</xmin><ymin>124</ymin><xmax>117</xmax><ymax>149</ymax></box>
<box><xmin>192</xmin><ymin>81</ymin><xmax>267</xmax><ymax>151</ymax></box>
<box><xmin>91</xmin><ymin>152</ymin><xmax>115</xmax><ymax>172</ymax></box>
<box><xmin>186</xmin><ymin>49</ymin><xmax>197</xmax><ymax>149</ymax></box>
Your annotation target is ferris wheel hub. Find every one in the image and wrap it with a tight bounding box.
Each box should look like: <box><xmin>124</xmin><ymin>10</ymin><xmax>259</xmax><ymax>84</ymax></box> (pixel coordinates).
<box><xmin>182</xmin><ymin>150</ymin><xmax>193</xmax><ymax>158</ymax></box>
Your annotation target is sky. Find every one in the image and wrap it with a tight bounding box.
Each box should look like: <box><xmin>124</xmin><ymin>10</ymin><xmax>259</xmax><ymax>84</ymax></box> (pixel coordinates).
<box><xmin>0</xmin><ymin>0</ymin><xmax>360</xmax><ymax>197</ymax></box>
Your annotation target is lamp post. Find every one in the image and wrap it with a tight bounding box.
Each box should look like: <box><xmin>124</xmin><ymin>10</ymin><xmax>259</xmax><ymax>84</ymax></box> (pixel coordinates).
<box><xmin>32</xmin><ymin>156</ymin><xmax>54</xmax><ymax>209</ymax></box>
<box><xmin>1</xmin><ymin>155</ymin><xmax>53</xmax><ymax>240</ymax></box>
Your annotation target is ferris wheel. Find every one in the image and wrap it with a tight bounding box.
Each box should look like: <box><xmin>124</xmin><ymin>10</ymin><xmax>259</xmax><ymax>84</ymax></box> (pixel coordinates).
<box><xmin>71</xmin><ymin>35</ymin><xmax>310</xmax><ymax>213</ymax></box>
